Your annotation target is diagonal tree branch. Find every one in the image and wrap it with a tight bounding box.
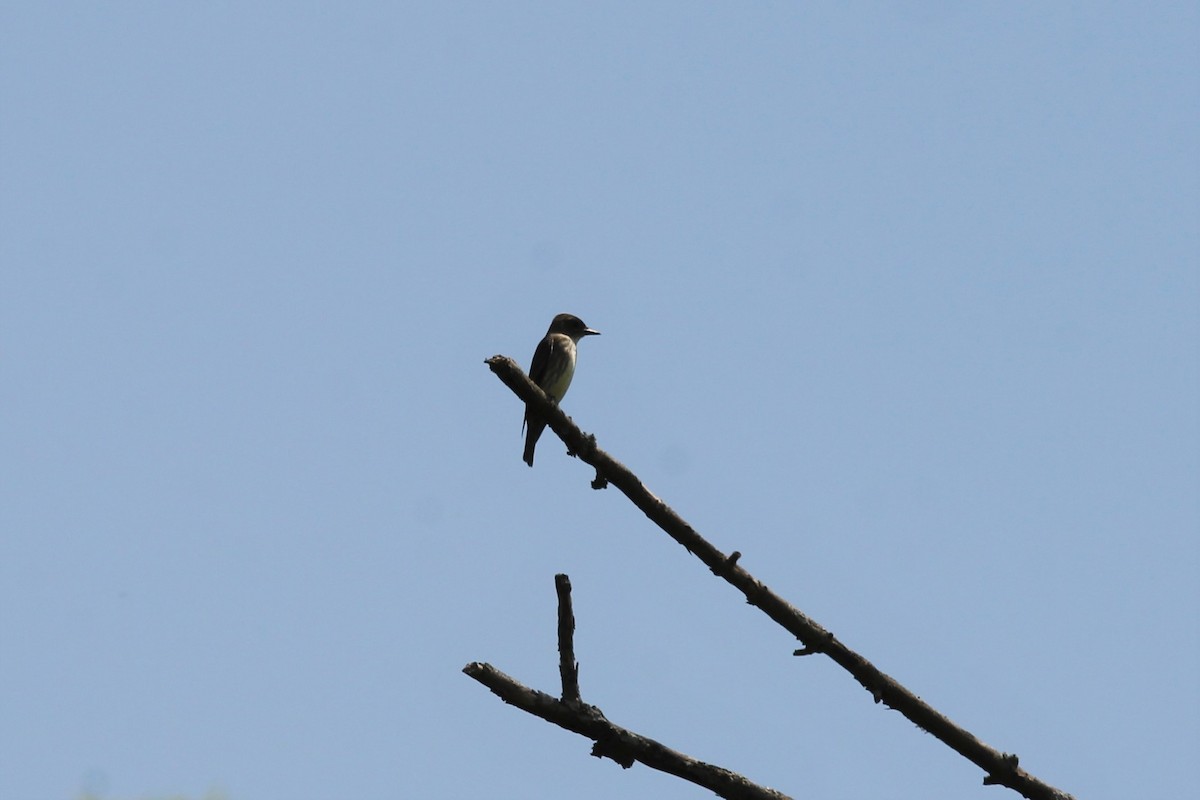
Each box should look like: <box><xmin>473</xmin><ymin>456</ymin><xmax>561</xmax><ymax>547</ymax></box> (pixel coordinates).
<box><xmin>485</xmin><ymin>354</ymin><xmax>1076</xmax><ymax>800</ymax></box>
<box><xmin>464</xmin><ymin>574</ymin><xmax>793</xmax><ymax>800</ymax></box>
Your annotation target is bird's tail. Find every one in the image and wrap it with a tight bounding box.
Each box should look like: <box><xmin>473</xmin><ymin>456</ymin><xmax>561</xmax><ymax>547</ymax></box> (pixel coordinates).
<box><xmin>523</xmin><ymin>415</ymin><xmax>545</xmax><ymax>467</ymax></box>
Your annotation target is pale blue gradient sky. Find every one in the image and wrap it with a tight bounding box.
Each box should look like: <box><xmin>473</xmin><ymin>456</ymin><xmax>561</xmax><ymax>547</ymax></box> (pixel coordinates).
<box><xmin>2</xmin><ymin>4</ymin><xmax>1197</xmax><ymax>799</ymax></box>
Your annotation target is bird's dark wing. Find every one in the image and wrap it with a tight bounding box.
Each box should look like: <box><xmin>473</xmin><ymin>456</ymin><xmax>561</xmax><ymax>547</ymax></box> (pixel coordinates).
<box><xmin>528</xmin><ymin>335</ymin><xmax>553</xmax><ymax>387</ymax></box>
<box><xmin>523</xmin><ymin>335</ymin><xmax>552</xmax><ymax>436</ymax></box>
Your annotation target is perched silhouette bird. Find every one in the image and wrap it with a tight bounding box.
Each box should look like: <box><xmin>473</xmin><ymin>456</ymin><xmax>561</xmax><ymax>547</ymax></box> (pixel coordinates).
<box><xmin>522</xmin><ymin>313</ymin><xmax>600</xmax><ymax>466</ymax></box>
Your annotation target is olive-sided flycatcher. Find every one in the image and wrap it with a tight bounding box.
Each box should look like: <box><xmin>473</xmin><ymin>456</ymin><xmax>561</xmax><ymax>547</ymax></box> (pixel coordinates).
<box><xmin>522</xmin><ymin>313</ymin><xmax>600</xmax><ymax>466</ymax></box>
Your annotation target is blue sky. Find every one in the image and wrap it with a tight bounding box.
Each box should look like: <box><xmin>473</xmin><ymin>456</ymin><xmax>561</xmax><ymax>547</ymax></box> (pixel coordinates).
<box><xmin>1</xmin><ymin>4</ymin><xmax>1196</xmax><ymax>799</ymax></box>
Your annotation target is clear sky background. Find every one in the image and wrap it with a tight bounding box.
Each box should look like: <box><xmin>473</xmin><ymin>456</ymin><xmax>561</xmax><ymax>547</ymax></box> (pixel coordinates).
<box><xmin>1</xmin><ymin>4</ymin><xmax>1196</xmax><ymax>799</ymax></box>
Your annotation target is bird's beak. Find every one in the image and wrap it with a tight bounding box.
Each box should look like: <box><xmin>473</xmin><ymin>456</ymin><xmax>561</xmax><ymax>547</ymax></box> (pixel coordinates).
<box><xmin>584</xmin><ymin>328</ymin><xmax>601</xmax><ymax>336</ymax></box>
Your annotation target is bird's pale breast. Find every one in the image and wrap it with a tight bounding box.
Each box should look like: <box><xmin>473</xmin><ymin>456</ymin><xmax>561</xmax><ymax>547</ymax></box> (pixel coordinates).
<box><xmin>540</xmin><ymin>335</ymin><xmax>577</xmax><ymax>402</ymax></box>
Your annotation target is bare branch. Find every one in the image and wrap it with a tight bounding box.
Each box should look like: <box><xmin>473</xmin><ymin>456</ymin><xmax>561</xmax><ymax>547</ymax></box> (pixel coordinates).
<box><xmin>485</xmin><ymin>354</ymin><xmax>1076</xmax><ymax>800</ymax></box>
<box><xmin>555</xmin><ymin>573</ymin><xmax>581</xmax><ymax>704</ymax></box>
<box><xmin>464</xmin><ymin>662</ymin><xmax>792</xmax><ymax>800</ymax></box>
<box><xmin>465</xmin><ymin>576</ymin><xmax>793</xmax><ymax>800</ymax></box>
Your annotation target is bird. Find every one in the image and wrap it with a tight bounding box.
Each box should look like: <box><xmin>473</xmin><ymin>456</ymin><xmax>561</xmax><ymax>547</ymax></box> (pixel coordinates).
<box><xmin>522</xmin><ymin>313</ymin><xmax>600</xmax><ymax>466</ymax></box>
